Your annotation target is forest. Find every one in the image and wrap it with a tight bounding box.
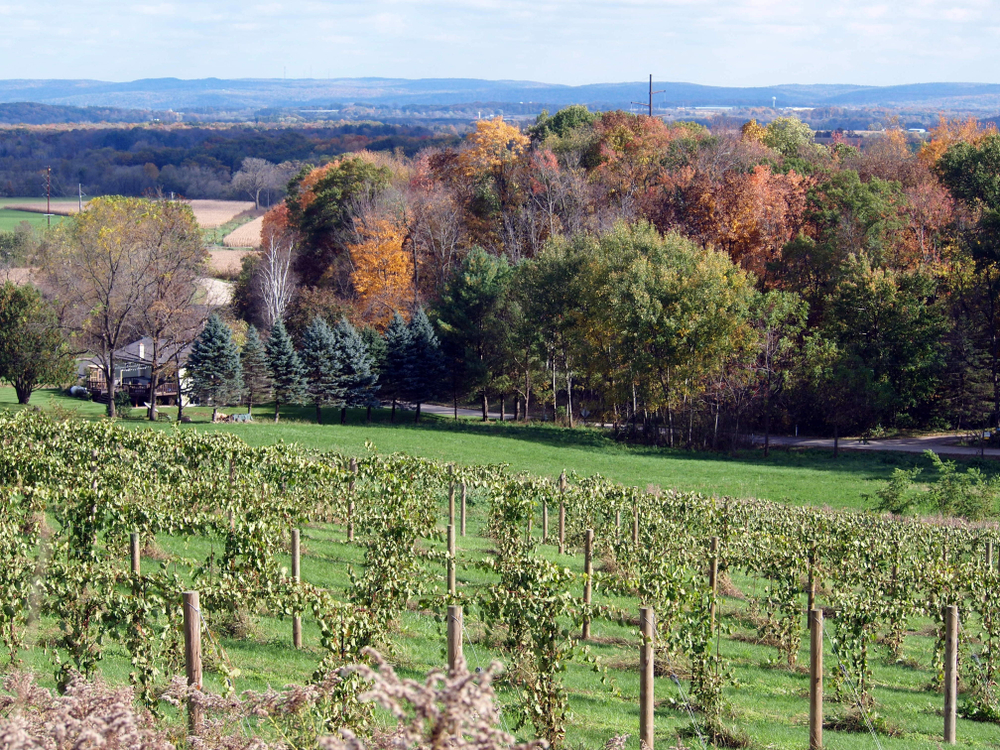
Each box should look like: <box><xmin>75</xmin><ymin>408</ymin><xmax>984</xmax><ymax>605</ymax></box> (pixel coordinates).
<box><xmin>225</xmin><ymin>108</ymin><xmax>1000</xmax><ymax>449</ymax></box>
<box><xmin>0</xmin><ymin>122</ymin><xmax>458</xmax><ymax>199</ymax></box>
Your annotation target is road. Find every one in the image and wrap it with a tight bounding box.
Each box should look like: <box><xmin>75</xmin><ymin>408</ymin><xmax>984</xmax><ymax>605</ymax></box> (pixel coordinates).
<box><xmin>759</xmin><ymin>433</ymin><xmax>1000</xmax><ymax>459</ymax></box>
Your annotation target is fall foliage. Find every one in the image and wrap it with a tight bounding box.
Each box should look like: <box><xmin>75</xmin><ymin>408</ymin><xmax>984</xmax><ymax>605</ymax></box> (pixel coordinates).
<box><xmin>348</xmin><ymin>218</ymin><xmax>415</xmax><ymax>328</ymax></box>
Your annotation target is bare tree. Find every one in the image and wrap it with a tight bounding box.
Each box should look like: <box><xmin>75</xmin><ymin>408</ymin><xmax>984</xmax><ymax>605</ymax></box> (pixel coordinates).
<box><xmin>232</xmin><ymin>158</ymin><xmax>279</xmax><ymax>210</ymax></box>
<box><xmin>257</xmin><ymin>233</ymin><xmax>296</xmax><ymax>329</ymax></box>
<box><xmin>38</xmin><ymin>197</ymin><xmax>182</xmax><ymax>418</ymax></box>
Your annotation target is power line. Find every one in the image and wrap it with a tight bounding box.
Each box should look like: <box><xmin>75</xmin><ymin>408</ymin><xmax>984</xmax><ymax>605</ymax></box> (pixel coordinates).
<box><xmin>631</xmin><ymin>74</ymin><xmax>665</xmax><ymax>117</ymax></box>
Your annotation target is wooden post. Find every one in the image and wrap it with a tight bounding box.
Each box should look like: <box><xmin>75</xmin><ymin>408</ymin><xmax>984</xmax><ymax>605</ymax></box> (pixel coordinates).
<box><xmin>291</xmin><ymin>529</ymin><xmax>302</xmax><ymax>648</ymax></box>
<box><xmin>183</xmin><ymin>591</ymin><xmax>203</xmax><ymax>735</ymax></box>
<box><xmin>987</xmin><ymin>540</ymin><xmax>994</xmax><ymax>569</ymax></box>
<box><xmin>447</xmin><ymin>524</ymin><xmax>456</xmax><ymax>596</ymax></box>
<box><xmin>809</xmin><ymin>608</ymin><xmax>823</xmax><ymax>750</ymax></box>
<box><xmin>447</xmin><ymin>604</ymin><xmax>463</xmax><ymax>674</ymax></box>
<box><xmin>448</xmin><ymin>464</ymin><xmax>455</xmax><ymax>526</ymax></box>
<box><xmin>558</xmin><ymin>471</ymin><xmax>566</xmax><ymax>555</ymax></box>
<box><xmin>347</xmin><ymin>457</ymin><xmax>357</xmax><ymax>542</ymax></box>
<box><xmin>542</xmin><ymin>501</ymin><xmax>549</xmax><ymax>542</ymax></box>
<box><xmin>632</xmin><ymin>511</ymin><xmax>639</xmax><ymax>545</ymax></box>
<box><xmin>708</xmin><ymin>536</ymin><xmax>719</xmax><ymax>626</ymax></box>
<box><xmin>944</xmin><ymin>604</ymin><xmax>958</xmax><ymax>745</ymax></box>
<box><xmin>460</xmin><ymin>482</ymin><xmax>467</xmax><ymax>537</ymax></box>
<box><xmin>582</xmin><ymin>529</ymin><xmax>594</xmax><ymax>640</ymax></box>
<box><xmin>130</xmin><ymin>532</ymin><xmax>141</xmax><ymax>576</ymax></box>
<box><xmin>807</xmin><ymin>548</ymin><xmax>816</xmax><ymax>614</ymax></box>
<box><xmin>615</xmin><ymin>509</ymin><xmax>621</xmax><ymax>534</ymax></box>
<box><xmin>639</xmin><ymin>606</ymin><xmax>655</xmax><ymax>750</ymax></box>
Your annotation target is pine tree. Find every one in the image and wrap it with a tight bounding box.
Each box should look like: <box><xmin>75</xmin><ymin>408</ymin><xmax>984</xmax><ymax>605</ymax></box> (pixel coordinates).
<box><xmin>382</xmin><ymin>312</ymin><xmax>411</xmax><ymax>423</ymax></box>
<box><xmin>359</xmin><ymin>325</ymin><xmax>387</xmax><ymax>424</ymax></box>
<box><xmin>403</xmin><ymin>307</ymin><xmax>446</xmax><ymax>423</ymax></box>
<box><xmin>241</xmin><ymin>325</ymin><xmax>271</xmax><ymax>416</ymax></box>
<box><xmin>300</xmin><ymin>316</ymin><xmax>345</xmax><ymax>424</ymax></box>
<box><xmin>265</xmin><ymin>319</ymin><xmax>305</xmax><ymax>423</ymax></box>
<box><xmin>332</xmin><ymin>317</ymin><xmax>379</xmax><ymax>424</ymax></box>
<box><xmin>187</xmin><ymin>314</ymin><xmax>243</xmax><ymax>420</ymax></box>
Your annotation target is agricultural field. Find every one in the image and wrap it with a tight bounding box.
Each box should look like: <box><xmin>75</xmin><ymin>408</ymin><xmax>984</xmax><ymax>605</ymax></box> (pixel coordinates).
<box><xmin>2</xmin><ymin>405</ymin><xmax>999</xmax><ymax>750</ymax></box>
<box><xmin>0</xmin><ymin>197</ymin><xmax>77</xmax><ymax>231</ymax></box>
<box><xmin>223</xmin><ymin>214</ymin><xmax>263</xmax><ymax>248</ymax></box>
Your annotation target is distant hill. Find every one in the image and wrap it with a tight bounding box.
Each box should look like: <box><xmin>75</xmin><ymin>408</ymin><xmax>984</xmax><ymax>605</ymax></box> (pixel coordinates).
<box><xmin>0</xmin><ymin>102</ymin><xmax>170</xmax><ymax>125</ymax></box>
<box><xmin>0</xmin><ymin>78</ymin><xmax>999</xmax><ymax>114</ymax></box>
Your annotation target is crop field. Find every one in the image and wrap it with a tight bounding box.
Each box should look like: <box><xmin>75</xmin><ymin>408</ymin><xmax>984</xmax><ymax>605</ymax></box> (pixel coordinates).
<box><xmin>2</xmin><ymin>406</ymin><xmax>1000</xmax><ymax>750</ymax></box>
<box><xmin>223</xmin><ymin>214</ymin><xmax>263</xmax><ymax>247</ymax></box>
<box><xmin>0</xmin><ymin>197</ymin><xmax>77</xmax><ymax>231</ymax></box>
<box><xmin>185</xmin><ymin>199</ymin><xmax>255</xmax><ymax>229</ymax></box>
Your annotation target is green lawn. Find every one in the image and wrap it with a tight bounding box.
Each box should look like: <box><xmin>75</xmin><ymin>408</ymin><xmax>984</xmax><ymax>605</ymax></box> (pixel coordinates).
<box><xmin>6</xmin><ymin>386</ymin><xmax>1000</xmax><ymax>747</ymax></box>
<box><xmin>0</xmin><ymin>197</ymin><xmax>76</xmax><ymax>232</ymax></box>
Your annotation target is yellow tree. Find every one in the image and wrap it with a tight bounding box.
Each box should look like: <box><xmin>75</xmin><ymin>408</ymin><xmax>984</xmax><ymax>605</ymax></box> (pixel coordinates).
<box><xmin>348</xmin><ymin>219</ymin><xmax>415</xmax><ymax>328</ymax></box>
<box><xmin>919</xmin><ymin>117</ymin><xmax>998</xmax><ymax>167</ymax></box>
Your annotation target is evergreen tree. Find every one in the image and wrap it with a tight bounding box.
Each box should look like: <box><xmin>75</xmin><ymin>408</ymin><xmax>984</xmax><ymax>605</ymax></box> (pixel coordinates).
<box><xmin>187</xmin><ymin>314</ymin><xmax>243</xmax><ymax>420</ymax></box>
<box><xmin>359</xmin><ymin>325</ymin><xmax>387</xmax><ymax>424</ymax></box>
<box><xmin>265</xmin><ymin>319</ymin><xmax>306</xmax><ymax>423</ymax></box>
<box><xmin>403</xmin><ymin>307</ymin><xmax>446</xmax><ymax>422</ymax></box>
<box><xmin>300</xmin><ymin>316</ymin><xmax>344</xmax><ymax>424</ymax></box>
<box><xmin>381</xmin><ymin>312</ymin><xmax>411</xmax><ymax>423</ymax></box>
<box><xmin>332</xmin><ymin>318</ymin><xmax>379</xmax><ymax>424</ymax></box>
<box><xmin>241</xmin><ymin>325</ymin><xmax>271</xmax><ymax>416</ymax></box>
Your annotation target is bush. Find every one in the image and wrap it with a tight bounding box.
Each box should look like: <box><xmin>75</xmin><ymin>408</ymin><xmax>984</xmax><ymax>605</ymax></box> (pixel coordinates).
<box><xmin>113</xmin><ymin>390</ymin><xmax>133</xmax><ymax>419</ymax></box>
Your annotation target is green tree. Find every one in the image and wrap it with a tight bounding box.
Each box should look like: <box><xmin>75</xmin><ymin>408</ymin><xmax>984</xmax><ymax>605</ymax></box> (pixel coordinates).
<box><xmin>402</xmin><ymin>307</ymin><xmax>446</xmax><ymax>423</ymax></box>
<box><xmin>380</xmin><ymin>312</ymin><xmax>410</xmax><ymax>423</ymax></box>
<box><xmin>0</xmin><ymin>282</ymin><xmax>74</xmax><ymax>404</ymax></box>
<box><xmin>186</xmin><ymin>314</ymin><xmax>243</xmax><ymax>420</ymax></box>
<box><xmin>331</xmin><ymin>318</ymin><xmax>379</xmax><ymax>424</ymax></box>
<box><xmin>300</xmin><ymin>316</ymin><xmax>344</xmax><ymax>424</ymax></box>
<box><xmin>265</xmin><ymin>319</ymin><xmax>306</xmax><ymax>423</ymax></box>
<box><xmin>822</xmin><ymin>255</ymin><xmax>946</xmax><ymax>427</ymax></box>
<box><xmin>763</xmin><ymin>116</ymin><xmax>817</xmax><ymax>158</ymax></box>
<box><xmin>435</xmin><ymin>247</ymin><xmax>514</xmax><ymax>420</ymax></box>
<box><xmin>240</xmin><ymin>325</ymin><xmax>271</xmax><ymax>415</ymax></box>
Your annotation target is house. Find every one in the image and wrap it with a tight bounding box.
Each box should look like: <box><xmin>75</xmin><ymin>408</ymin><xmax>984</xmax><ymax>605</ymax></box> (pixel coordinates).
<box><xmin>81</xmin><ymin>337</ymin><xmax>191</xmax><ymax>406</ymax></box>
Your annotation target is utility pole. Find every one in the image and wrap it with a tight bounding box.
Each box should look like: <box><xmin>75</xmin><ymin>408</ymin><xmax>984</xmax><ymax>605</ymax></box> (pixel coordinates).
<box><xmin>78</xmin><ymin>183</ymin><xmax>84</xmax><ymax>213</ymax></box>
<box><xmin>632</xmin><ymin>74</ymin><xmax>665</xmax><ymax>117</ymax></box>
<box><xmin>45</xmin><ymin>167</ymin><xmax>51</xmax><ymax>229</ymax></box>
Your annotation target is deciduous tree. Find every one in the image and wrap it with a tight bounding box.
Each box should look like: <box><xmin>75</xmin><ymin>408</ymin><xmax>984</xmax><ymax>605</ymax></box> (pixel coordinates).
<box><xmin>0</xmin><ymin>282</ymin><xmax>74</xmax><ymax>404</ymax></box>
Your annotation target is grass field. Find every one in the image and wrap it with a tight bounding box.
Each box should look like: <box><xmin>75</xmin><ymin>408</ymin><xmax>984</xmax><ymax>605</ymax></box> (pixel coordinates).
<box><xmin>5</xmin><ymin>386</ymin><xmax>1000</xmax><ymax>747</ymax></box>
<box><xmin>0</xmin><ymin>197</ymin><xmax>77</xmax><ymax>232</ymax></box>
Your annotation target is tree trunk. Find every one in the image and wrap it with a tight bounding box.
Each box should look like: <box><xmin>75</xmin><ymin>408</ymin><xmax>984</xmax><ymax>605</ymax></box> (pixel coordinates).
<box><xmin>566</xmin><ymin>365</ymin><xmax>573</xmax><ymax>428</ymax></box>
<box><xmin>341</xmin><ymin>406</ymin><xmax>347</xmax><ymax>425</ymax></box>
<box><xmin>315</xmin><ymin>402</ymin><xmax>323</xmax><ymax>425</ymax></box>
<box><xmin>14</xmin><ymin>382</ymin><xmax>30</xmax><ymax>404</ymax></box>
<box><xmin>274</xmin><ymin>399</ymin><xmax>280</xmax><ymax>423</ymax></box>
<box><xmin>415</xmin><ymin>403</ymin><xmax>422</xmax><ymax>423</ymax></box>
<box><xmin>106</xmin><ymin>353</ymin><xmax>116</xmax><ymax>418</ymax></box>
<box><xmin>481</xmin><ymin>392</ymin><xmax>489</xmax><ymax>422</ymax></box>
<box><xmin>514</xmin><ymin>396</ymin><xmax>520</xmax><ymax>421</ymax></box>
<box><xmin>175</xmin><ymin>353</ymin><xmax>184</xmax><ymax>422</ymax></box>
<box><xmin>499</xmin><ymin>394</ymin><xmax>505</xmax><ymax>422</ymax></box>
<box><xmin>453</xmin><ymin>395</ymin><xmax>458</xmax><ymax>421</ymax></box>
<box><xmin>833</xmin><ymin>424</ymin><xmax>839</xmax><ymax>458</ymax></box>
<box><xmin>524</xmin><ymin>366</ymin><xmax>531</xmax><ymax>421</ymax></box>
<box><xmin>366</xmin><ymin>405</ymin><xmax>372</xmax><ymax>424</ymax></box>
<box><xmin>763</xmin><ymin>385</ymin><xmax>771</xmax><ymax>458</ymax></box>
<box><xmin>391</xmin><ymin>399</ymin><xmax>396</xmax><ymax>423</ymax></box>
<box><xmin>212</xmin><ymin>406</ymin><xmax>218</xmax><ymax>422</ymax></box>
<box><xmin>551</xmin><ymin>358</ymin><xmax>557</xmax><ymax>423</ymax></box>
<box><xmin>247</xmin><ymin>394</ymin><xmax>252</xmax><ymax>415</ymax></box>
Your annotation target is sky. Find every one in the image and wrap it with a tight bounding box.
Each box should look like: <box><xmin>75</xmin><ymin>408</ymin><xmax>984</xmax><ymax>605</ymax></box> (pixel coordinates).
<box><xmin>1</xmin><ymin>0</ymin><xmax>996</xmax><ymax>86</ymax></box>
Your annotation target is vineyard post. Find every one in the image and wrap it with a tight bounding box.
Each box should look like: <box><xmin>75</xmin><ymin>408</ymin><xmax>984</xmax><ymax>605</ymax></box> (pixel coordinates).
<box><xmin>447</xmin><ymin>524</ymin><xmax>456</xmax><ymax>596</ymax></box>
<box><xmin>542</xmin><ymin>500</ymin><xmax>549</xmax><ymax>542</ymax></box>
<box><xmin>347</xmin><ymin>458</ymin><xmax>357</xmax><ymax>542</ymax></box>
<box><xmin>615</xmin><ymin>508</ymin><xmax>621</xmax><ymax>535</ymax></box>
<box><xmin>640</xmin><ymin>606</ymin><xmax>655</xmax><ymax>750</ymax></box>
<box><xmin>632</xmin><ymin>510</ymin><xmax>639</xmax><ymax>546</ymax></box>
<box><xmin>987</xmin><ymin>540</ymin><xmax>994</xmax><ymax>569</ymax></box>
<box><xmin>583</xmin><ymin>528</ymin><xmax>593</xmax><ymax>639</ymax></box>
<box><xmin>558</xmin><ymin>471</ymin><xmax>566</xmax><ymax>555</ymax></box>
<box><xmin>809</xmin><ymin>608</ymin><xmax>823</xmax><ymax>750</ymax></box>
<box><xmin>183</xmin><ymin>591</ymin><xmax>203</xmax><ymax>734</ymax></box>
<box><xmin>460</xmin><ymin>482</ymin><xmax>467</xmax><ymax>537</ymax></box>
<box><xmin>291</xmin><ymin>529</ymin><xmax>302</xmax><ymax>648</ymax></box>
<box><xmin>447</xmin><ymin>604</ymin><xmax>463</xmax><ymax>674</ymax></box>
<box><xmin>709</xmin><ymin>536</ymin><xmax>719</xmax><ymax>626</ymax></box>
<box><xmin>807</xmin><ymin>547</ymin><xmax>816</xmax><ymax>615</ymax></box>
<box><xmin>944</xmin><ymin>604</ymin><xmax>958</xmax><ymax>744</ymax></box>
<box><xmin>448</xmin><ymin>464</ymin><xmax>455</xmax><ymax>526</ymax></box>
<box><xmin>130</xmin><ymin>532</ymin><xmax>140</xmax><ymax>576</ymax></box>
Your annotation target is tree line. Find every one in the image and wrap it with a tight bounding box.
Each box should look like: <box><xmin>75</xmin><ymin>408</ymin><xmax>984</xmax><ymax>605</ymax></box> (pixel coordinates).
<box><xmin>230</xmin><ymin>109</ymin><xmax>1000</xmax><ymax>447</ymax></box>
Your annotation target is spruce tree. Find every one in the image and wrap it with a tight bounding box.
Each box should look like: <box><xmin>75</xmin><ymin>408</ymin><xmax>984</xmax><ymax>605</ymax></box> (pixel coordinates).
<box><xmin>403</xmin><ymin>307</ymin><xmax>446</xmax><ymax>423</ymax></box>
<box><xmin>382</xmin><ymin>312</ymin><xmax>411</xmax><ymax>423</ymax></box>
<box><xmin>300</xmin><ymin>316</ymin><xmax>344</xmax><ymax>424</ymax></box>
<box><xmin>241</xmin><ymin>325</ymin><xmax>271</xmax><ymax>416</ymax></box>
<box><xmin>332</xmin><ymin>317</ymin><xmax>379</xmax><ymax>424</ymax></box>
<box><xmin>359</xmin><ymin>325</ymin><xmax>387</xmax><ymax>423</ymax></box>
<box><xmin>265</xmin><ymin>319</ymin><xmax>306</xmax><ymax>423</ymax></box>
<box><xmin>187</xmin><ymin>314</ymin><xmax>243</xmax><ymax>421</ymax></box>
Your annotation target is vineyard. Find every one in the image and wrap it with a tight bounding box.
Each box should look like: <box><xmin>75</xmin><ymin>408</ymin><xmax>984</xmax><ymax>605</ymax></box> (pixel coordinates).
<box><xmin>1</xmin><ymin>409</ymin><xmax>1000</xmax><ymax>748</ymax></box>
